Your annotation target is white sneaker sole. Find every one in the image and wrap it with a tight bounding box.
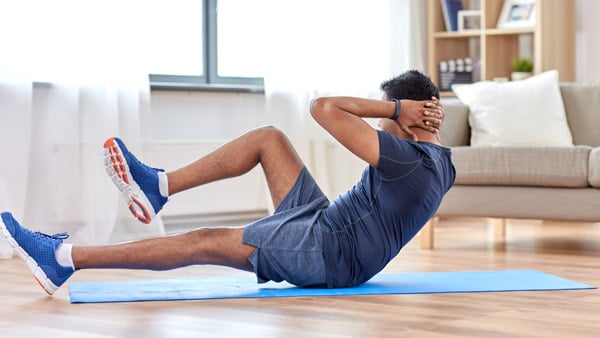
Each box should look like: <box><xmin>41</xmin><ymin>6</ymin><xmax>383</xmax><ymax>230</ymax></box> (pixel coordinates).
<box><xmin>0</xmin><ymin>217</ymin><xmax>59</xmax><ymax>295</ymax></box>
<box><xmin>103</xmin><ymin>138</ymin><xmax>156</xmax><ymax>224</ymax></box>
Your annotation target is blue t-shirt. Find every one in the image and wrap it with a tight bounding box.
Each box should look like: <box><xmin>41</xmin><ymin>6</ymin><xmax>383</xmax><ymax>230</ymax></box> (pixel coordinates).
<box><xmin>318</xmin><ymin>130</ymin><xmax>455</xmax><ymax>288</ymax></box>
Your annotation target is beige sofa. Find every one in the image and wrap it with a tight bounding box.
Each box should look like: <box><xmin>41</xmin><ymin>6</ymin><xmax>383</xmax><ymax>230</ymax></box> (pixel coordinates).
<box><xmin>421</xmin><ymin>82</ymin><xmax>600</xmax><ymax>249</ymax></box>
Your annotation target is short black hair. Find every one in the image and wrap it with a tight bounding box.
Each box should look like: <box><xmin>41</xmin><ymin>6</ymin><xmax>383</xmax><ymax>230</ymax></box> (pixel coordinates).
<box><xmin>380</xmin><ymin>70</ymin><xmax>440</xmax><ymax>101</ymax></box>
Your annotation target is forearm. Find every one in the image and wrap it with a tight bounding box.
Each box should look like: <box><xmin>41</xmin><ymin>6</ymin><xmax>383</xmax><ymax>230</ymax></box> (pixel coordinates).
<box><xmin>310</xmin><ymin>96</ymin><xmax>396</xmax><ymax>121</ymax></box>
<box><xmin>309</xmin><ymin>96</ymin><xmax>384</xmax><ymax>167</ymax></box>
<box><xmin>309</xmin><ymin>95</ymin><xmax>443</xmax><ymax>153</ymax></box>
<box><xmin>310</xmin><ymin>96</ymin><xmax>442</xmax><ymax>133</ymax></box>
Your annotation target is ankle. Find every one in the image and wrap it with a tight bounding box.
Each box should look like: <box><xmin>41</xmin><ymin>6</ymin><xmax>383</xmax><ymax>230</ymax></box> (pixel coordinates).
<box><xmin>158</xmin><ymin>171</ymin><xmax>169</xmax><ymax>198</ymax></box>
<box><xmin>56</xmin><ymin>243</ymin><xmax>75</xmax><ymax>269</ymax></box>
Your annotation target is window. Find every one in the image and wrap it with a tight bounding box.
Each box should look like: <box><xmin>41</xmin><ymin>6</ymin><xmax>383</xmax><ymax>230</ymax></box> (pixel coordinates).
<box><xmin>149</xmin><ymin>0</ymin><xmax>264</xmax><ymax>92</ymax></box>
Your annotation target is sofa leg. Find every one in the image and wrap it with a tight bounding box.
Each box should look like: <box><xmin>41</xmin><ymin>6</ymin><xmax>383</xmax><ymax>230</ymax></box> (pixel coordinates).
<box><xmin>492</xmin><ymin>218</ymin><xmax>507</xmax><ymax>242</ymax></box>
<box><xmin>420</xmin><ymin>217</ymin><xmax>437</xmax><ymax>249</ymax></box>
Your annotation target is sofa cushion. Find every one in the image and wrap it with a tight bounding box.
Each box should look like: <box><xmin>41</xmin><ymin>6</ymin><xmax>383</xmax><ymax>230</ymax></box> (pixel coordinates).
<box><xmin>452</xmin><ymin>146</ymin><xmax>591</xmax><ymax>187</ymax></box>
<box><xmin>437</xmin><ymin>185</ymin><xmax>600</xmax><ymax>222</ymax></box>
<box><xmin>452</xmin><ymin>70</ymin><xmax>573</xmax><ymax>147</ymax></box>
<box><xmin>589</xmin><ymin>147</ymin><xmax>600</xmax><ymax>188</ymax></box>
<box><xmin>560</xmin><ymin>82</ymin><xmax>600</xmax><ymax>147</ymax></box>
<box><xmin>439</xmin><ymin>98</ymin><xmax>470</xmax><ymax>147</ymax></box>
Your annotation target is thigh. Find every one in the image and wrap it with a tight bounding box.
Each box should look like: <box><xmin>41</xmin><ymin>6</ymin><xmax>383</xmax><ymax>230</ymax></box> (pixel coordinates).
<box><xmin>257</xmin><ymin>127</ymin><xmax>305</xmax><ymax>209</ymax></box>
<box><xmin>274</xmin><ymin>166</ymin><xmax>327</xmax><ymax>213</ymax></box>
<box><xmin>243</xmin><ymin>214</ymin><xmax>327</xmax><ymax>287</ymax></box>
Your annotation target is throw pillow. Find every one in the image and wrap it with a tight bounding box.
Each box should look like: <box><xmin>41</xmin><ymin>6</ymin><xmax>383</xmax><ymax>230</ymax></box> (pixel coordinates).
<box><xmin>452</xmin><ymin>70</ymin><xmax>574</xmax><ymax>147</ymax></box>
<box><xmin>560</xmin><ymin>82</ymin><xmax>600</xmax><ymax>147</ymax></box>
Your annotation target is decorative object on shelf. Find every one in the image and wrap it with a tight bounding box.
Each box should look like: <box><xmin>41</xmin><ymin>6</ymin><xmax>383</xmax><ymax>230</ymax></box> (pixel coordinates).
<box><xmin>428</xmin><ymin>0</ymin><xmax>575</xmax><ymax>93</ymax></box>
<box><xmin>439</xmin><ymin>57</ymin><xmax>473</xmax><ymax>91</ymax></box>
<box><xmin>440</xmin><ymin>0</ymin><xmax>463</xmax><ymax>31</ymax></box>
<box><xmin>458</xmin><ymin>10</ymin><xmax>481</xmax><ymax>31</ymax></box>
<box><xmin>511</xmin><ymin>58</ymin><xmax>534</xmax><ymax>81</ymax></box>
<box><xmin>497</xmin><ymin>0</ymin><xmax>536</xmax><ymax>29</ymax></box>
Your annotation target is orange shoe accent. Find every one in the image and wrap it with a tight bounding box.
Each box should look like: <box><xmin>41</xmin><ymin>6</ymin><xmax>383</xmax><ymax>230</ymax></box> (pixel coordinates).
<box><xmin>129</xmin><ymin>195</ymin><xmax>152</xmax><ymax>224</ymax></box>
<box><xmin>34</xmin><ymin>276</ymin><xmax>52</xmax><ymax>296</ymax></box>
<box><xmin>104</xmin><ymin>138</ymin><xmax>129</xmax><ymax>184</ymax></box>
<box><xmin>103</xmin><ymin>137</ymin><xmax>115</xmax><ymax>148</ymax></box>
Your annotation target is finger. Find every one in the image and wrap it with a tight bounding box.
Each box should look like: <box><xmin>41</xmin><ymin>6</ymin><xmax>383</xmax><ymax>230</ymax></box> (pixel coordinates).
<box><xmin>423</xmin><ymin>120</ymin><xmax>439</xmax><ymax>133</ymax></box>
<box><xmin>430</xmin><ymin>97</ymin><xmax>445</xmax><ymax>120</ymax></box>
<box><xmin>427</xmin><ymin>126</ymin><xmax>438</xmax><ymax>133</ymax></box>
<box><xmin>424</xmin><ymin>102</ymin><xmax>440</xmax><ymax>109</ymax></box>
<box><xmin>428</xmin><ymin>107</ymin><xmax>444</xmax><ymax>120</ymax></box>
<box><xmin>425</xmin><ymin>103</ymin><xmax>443</xmax><ymax>114</ymax></box>
<box><xmin>427</xmin><ymin>97</ymin><xmax>441</xmax><ymax>104</ymax></box>
<box><xmin>423</xmin><ymin>109</ymin><xmax>443</xmax><ymax>120</ymax></box>
<box><xmin>424</xmin><ymin>117</ymin><xmax>442</xmax><ymax>128</ymax></box>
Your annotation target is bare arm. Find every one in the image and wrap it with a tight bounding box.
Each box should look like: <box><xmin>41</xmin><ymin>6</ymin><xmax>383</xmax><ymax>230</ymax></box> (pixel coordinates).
<box><xmin>310</xmin><ymin>96</ymin><xmax>442</xmax><ymax>167</ymax></box>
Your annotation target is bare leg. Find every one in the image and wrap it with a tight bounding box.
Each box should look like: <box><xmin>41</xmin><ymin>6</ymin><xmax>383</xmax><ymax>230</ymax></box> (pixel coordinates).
<box><xmin>73</xmin><ymin>227</ymin><xmax>254</xmax><ymax>271</ymax></box>
<box><xmin>71</xmin><ymin>127</ymin><xmax>304</xmax><ymax>272</ymax></box>
<box><xmin>167</xmin><ymin>126</ymin><xmax>304</xmax><ymax>209</ymax></box>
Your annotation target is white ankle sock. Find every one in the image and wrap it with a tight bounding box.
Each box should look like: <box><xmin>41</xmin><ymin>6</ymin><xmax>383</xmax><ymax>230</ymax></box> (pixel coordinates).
<box><xmin>56</xmin><ymin>243</ymin><xmax>74</xmax><ymax>269</ymax></box>
<box><xmin>158</xmin><ymin>171</ymin><xmax>169</xmax><ymax>198</ymax></box>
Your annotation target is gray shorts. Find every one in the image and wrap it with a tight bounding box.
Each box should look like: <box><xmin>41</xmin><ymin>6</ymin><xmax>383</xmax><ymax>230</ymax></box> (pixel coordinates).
<box><xmin>243</xmin><ymin>167</ymin><xmax>330</xmax><ymax>287</ymax></box>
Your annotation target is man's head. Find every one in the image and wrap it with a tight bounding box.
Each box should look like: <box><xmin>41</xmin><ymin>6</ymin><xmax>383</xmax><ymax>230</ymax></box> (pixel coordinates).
<box><xmin>378</xmin><ymin>70</ymin><xmax>442</xmax><ymax>142</ymax></box>
<box><xmin>380</xmin><ymin>70</ymin><xmax>440</xmax><ymax>101</ymax></box>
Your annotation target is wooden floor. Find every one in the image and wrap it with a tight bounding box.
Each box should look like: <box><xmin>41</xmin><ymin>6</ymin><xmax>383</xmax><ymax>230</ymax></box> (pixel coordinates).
<box><xmin>1</xmin><ymin>218</ymin><xmax>599</xmax><ymax>337</ymax></box>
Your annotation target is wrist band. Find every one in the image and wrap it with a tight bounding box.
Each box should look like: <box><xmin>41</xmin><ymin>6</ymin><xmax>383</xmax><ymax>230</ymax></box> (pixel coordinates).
<box><xmin>391</xmin><ymin>99</ymin><xmax>401</xmax><ymax>121</ymax></box>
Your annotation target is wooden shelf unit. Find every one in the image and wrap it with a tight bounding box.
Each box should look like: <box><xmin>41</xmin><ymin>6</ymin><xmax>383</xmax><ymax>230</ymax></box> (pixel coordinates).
<box><xmin>427</xmin><ymin>0</ymin><xmax>575</xmax><ymax>95</ymax></box>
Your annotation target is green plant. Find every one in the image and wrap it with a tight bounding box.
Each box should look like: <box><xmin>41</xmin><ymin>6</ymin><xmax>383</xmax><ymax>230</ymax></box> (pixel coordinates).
<box><xmin>512</xmin><ymin>58</ymin><xmax>533</xmax><ymax>72</ymax></box>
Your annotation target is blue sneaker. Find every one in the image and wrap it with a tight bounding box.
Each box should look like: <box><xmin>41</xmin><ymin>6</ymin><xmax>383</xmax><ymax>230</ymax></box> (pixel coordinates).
<box><xmin>0</xmin><ymin>212</ymin><xmax>74</xmax><ymax>295</ymax></box>
<box><xmin>103</xmin><ymin>137</ymin><xmax>168</xmax><ymax>224</ymax></box>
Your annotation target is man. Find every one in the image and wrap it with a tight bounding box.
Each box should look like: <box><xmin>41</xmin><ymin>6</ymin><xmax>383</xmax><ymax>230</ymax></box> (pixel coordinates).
<box><xmin>1</xmin><ymin>70</ymin><xmax>454</xmax><ymax>295</ymax></box>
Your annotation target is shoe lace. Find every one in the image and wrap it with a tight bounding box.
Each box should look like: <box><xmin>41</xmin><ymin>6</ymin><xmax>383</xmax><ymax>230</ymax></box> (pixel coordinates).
<box><xmin>132</xmin><ymin>156</ymin><xmax>163</xmax><ymax>176</ymax></box>
<box><xmin>29</xmin><ymin>230</ymin><xmax>70</xmax><ymax>241</ymax></box>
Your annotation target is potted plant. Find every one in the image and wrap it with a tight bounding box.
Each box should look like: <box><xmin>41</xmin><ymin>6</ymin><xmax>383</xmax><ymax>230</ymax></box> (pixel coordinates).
<box><xmin>511</xmin><ymin>58</ymin><xmax>533</xmax><ymax>81</ymax></box>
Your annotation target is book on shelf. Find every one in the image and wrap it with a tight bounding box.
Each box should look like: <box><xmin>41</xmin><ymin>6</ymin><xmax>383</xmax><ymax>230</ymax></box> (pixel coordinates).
<box><xmin>440</xmin><ymin>0</ymin><xmax>463</xmax><ymax>31</ymax></box>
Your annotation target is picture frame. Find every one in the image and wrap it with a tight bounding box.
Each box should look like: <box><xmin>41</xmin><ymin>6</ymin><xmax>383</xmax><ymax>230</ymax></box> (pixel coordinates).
<box><xmin>497</xmin><ymin>0</ymin><xmax>536</xmax><ymax>29</ymax></box>
<box><xmin>458</xmin><ymin>10</ymin><xmax>481</xmax><ymax>31</ymax></box>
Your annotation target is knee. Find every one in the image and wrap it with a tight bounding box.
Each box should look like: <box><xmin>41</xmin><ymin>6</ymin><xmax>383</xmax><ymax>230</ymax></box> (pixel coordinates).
<box><xmin>255</xmin><ymin>126</ymin><xmax>288</xmax><ymax>146</ymax></box>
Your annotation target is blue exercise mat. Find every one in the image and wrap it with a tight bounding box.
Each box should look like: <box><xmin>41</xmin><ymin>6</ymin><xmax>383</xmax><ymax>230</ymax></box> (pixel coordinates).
<box><xmin>69</xmin><ymin>270</ymin><xmax>595</xmax><ymax>303</ymax></box>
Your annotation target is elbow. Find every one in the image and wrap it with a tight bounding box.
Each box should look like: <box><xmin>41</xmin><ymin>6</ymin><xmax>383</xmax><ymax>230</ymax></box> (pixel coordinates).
<box><xmin>310</xmin><ymin>97</ymin><xmax>331</xmax><ymax>121</ymax></box>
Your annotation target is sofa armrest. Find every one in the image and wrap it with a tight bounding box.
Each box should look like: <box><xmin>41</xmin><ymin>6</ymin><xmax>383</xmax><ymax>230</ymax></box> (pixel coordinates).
<box><xmin>589</xmin><ymin>147</ymin><xmax>600</xmax><ymax>188</ymax></box>
<box><xmin>439</xmin><ymin>98</ymin><xmax>470</xmax><ymax>147</ymax></box>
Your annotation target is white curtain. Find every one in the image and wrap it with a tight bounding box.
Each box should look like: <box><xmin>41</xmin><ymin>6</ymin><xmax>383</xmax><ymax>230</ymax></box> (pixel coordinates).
<box><xmin>0</xmin><ymin>1</ymin><xmax>165</xmax><ymax>258</ymax></box>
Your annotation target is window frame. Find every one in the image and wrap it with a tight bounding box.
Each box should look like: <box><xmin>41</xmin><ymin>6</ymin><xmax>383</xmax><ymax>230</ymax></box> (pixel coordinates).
<box><xmin>149</xmin><ymin>0</ymin><xmax>265</xmax><ymax>93</ymax></box>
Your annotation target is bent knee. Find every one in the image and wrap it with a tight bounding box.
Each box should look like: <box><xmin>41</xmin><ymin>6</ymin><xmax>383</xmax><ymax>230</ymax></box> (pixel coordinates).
<box><xmin>255</xmin><ymin>126</ymin><xmax>289</xmax><ymax>146</ymax></box>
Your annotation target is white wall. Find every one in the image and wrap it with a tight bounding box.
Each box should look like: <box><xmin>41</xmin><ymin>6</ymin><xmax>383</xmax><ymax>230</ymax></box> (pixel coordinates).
<box><xmin>576</xmin><ymin>0</ymin><xmax>600</xmax><ymax>83</ymax></box>
<box><xmin>147</xmin><ymin>91</ymin><xmax>271</xmax><ymax>219</ymax></box>
<box><xmin>149</xmin><ymin>90</ymin><xmax>267</xmax><ymax>141</ymax></box>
